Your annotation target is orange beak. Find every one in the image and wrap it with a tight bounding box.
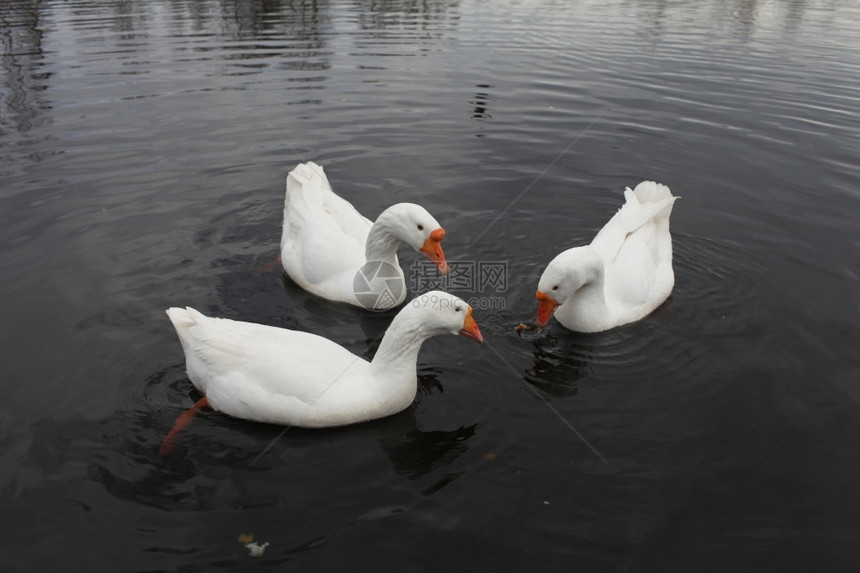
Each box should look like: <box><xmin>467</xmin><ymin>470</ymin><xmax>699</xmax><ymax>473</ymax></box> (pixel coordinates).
<box><xmin>536</xmin><ymin>290</ymin><xmax>560</xmax><ymax>329</ymax></box>
<box><xmin>458</xmin><ymin>306</ymin><xmax>483</xmax><ymax>343</ymax></box>
<box><xmin>419</xmin><ymin>228</ymin><xmax>449</xmax><ymax>275</ymax></box>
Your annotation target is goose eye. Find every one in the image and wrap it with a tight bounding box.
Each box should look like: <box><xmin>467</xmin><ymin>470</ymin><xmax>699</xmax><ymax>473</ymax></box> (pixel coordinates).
<box><xmin>417</xmin><ymin>224</ymin><xmax>424</xmax><ymax>231</ymax></box>
<box><xmin>552</xmin><ymin>285</ymin><xmax>559</xmax><ymax>291</ymax></box>
<box><xmin>455</xmin><ymin>307</ymin><xmax>461</xmax><ymax>312</ymax></box>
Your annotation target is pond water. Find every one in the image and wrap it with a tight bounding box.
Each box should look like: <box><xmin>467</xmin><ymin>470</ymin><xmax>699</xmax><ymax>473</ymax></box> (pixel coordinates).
<box><xmin>2</xmin><ymin>0</ymin><xmax>860</xmax><ymax>570</ymax></box>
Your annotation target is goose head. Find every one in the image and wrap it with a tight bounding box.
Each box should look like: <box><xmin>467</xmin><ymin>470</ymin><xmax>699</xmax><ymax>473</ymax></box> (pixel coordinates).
<box><xmin>381</xmin><ymin>203</ymin><xmax>449</xmax><ymax>275</ymax></box>
<box><xmin>409</xmin><ymin>291</ymin><xmax>483</xmax><ymax>343</ymax></box>
<box><xmin>535</xmin><ymin>247</ymin><xmax>603</xmax><ymax>328</ymax></box>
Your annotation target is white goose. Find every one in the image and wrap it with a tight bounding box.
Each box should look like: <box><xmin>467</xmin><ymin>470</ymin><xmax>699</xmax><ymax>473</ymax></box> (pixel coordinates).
<box><xmin>160</xmin><ymin>291</ymin><xmax>482</xmax><ymax>454</ymax></box>
<box><xmin>281</xmin><ymin>162</ymin><xmax>449</xmax><ymax>310</ymax></box>
<box><xmin>536</xmin><ymin>181</ymin><xmax>678</xmax><ymax>333</ymax></box>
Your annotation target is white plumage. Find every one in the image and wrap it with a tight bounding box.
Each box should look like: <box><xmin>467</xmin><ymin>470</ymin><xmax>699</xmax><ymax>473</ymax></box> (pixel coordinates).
<box><xmin>165</xmin><ymin>291</ymin><xmax>482</xmax><ymax>429</ymax></box>
<box><xmin>281</xmin><ymin>162</ymin><xmax>449</xmax><ymax>309</ymax></box>
<box><xmin>536</xmin><ymin>181</ymin><xmax>678</xmax><ymax>332</ymax></box>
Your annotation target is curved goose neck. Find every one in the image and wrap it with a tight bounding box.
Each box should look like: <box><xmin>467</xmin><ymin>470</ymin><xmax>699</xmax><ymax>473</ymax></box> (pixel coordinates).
<box><xmin>572</xmin><ymin>267</ymin><xmax>606</xmax><ymax>307</ymax></box>
<box><xmin>365</xmin><ymin>211</ymin><xmax>403</xmax><ymax>265</ymax></box>
<box><xmin>557</xmin><ymin>247</ymin><xmax>609</xmax><ymax>322</ymax></box>
<box><xmin>369</xmin><ymin>307</ymin><xmax>428</xmax><ymax>379</ymax></box>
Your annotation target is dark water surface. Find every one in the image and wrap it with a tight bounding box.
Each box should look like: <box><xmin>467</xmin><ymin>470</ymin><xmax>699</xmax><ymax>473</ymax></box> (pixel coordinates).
<box><xmin>3</xmin><ymin>0</ymin><xmax>860</xmax><ymax>570</ymax></box>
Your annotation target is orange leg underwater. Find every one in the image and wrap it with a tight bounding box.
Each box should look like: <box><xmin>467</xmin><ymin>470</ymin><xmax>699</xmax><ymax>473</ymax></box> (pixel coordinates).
<box><xmin>159</xmin><ymin>396</ymin><xmax>209</xmax><ymax>456</ymax></box>
<box><xmin>256</xmin><ymin>255</ymin><xmax>282</xmax><ymax>273</ymax></box>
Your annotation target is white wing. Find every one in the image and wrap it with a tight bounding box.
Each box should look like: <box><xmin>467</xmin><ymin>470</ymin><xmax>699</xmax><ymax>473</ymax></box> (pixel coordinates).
<box><xmin>281</xmin><ymin>162</ymin><xmax>374</xmax><ymax>295</ymax></box>
<box><xmin>167</xmin><ymin>307</ymin><xmax>369</xmax><ymax>423</ymax></box>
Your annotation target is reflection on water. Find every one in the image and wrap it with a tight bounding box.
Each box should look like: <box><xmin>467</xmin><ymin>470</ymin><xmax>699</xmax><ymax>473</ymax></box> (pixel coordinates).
<box><xmin>378</xmin><ymin>423</ymin><xmax>476</xmax><ymax>481</ymax></box>
<box><xmin>2</xmin><ymin>0</ymin><xmax>860</xmax><ymax>570</ymax></box>
<box><xmin>524</xmin><ymin>339</ymin><xmax>589</xmax><ymax>398</ymax></box>
<box><xmin>0</xmin><ymin>1</ymin><xmax>49</xmax><ymax>136</ymax></box>
<box><xmin>41</xmin><ymin>364</ymin><xmax>478</xmax><ymax>515</ymax></box>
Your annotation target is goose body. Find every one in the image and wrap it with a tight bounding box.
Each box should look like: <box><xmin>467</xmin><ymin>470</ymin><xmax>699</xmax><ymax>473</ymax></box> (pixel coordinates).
<box><xmin>281</xmin><ymin>162</ymin><xmax>448</xmax><ymax>309</ymax></box>
<box><xmin>536</xmin><ymin>181</ymin><xmax>678</xmax><ymax>332</ymax></box>
<box><xmin>165</xmin><ymin>291</ymin><xmax>482</xmax><ymax>429</ymax></box>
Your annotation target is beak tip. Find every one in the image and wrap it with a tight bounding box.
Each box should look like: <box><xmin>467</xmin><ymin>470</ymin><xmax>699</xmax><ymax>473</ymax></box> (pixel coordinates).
<box><xmin>536</xmin><ymin>292</ymin><xmax>559</xmax><ymax>329</ymax></box>
<box><xmin>419</xmin><ymin>237</ymin><xmax>448</xmax><ymax>275</ymax></box>
<box><xmin>459</xmin><ymin>307</ymin><xmax>482</xmax><ymax>343</ymax></box>
<box><xmin>458</xmin><ymin>328</ymin><xmax>483</xmax><ymax>343</ymax></box>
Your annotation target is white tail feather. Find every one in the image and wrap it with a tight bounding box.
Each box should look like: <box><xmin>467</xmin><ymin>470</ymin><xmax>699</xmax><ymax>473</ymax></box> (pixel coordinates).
<box><xmin>166</xmin><ymin>307</ymin><xmax>195</xmax><ymax>330</ymax></box>
<box><xmin>630</xmin><ymin>181</ymin><xmax>673</xmax><ymax>204</ymax></box>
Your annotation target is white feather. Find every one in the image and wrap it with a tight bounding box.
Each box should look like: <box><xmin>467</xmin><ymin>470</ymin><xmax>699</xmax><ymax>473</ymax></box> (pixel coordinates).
<box><xmin>165</xmin><ymin>292</ymin><xmax>481</xmax><ymax>427</ymax></box>
<box><xmin>281</xmin><ymin>162</ymin><xmax>446</xmax><ymax>309</ymax></box>
<box><xmin>537</xmin><ymin>181</ymin><xmax>678</xmax><ymax>332</ymax></box>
